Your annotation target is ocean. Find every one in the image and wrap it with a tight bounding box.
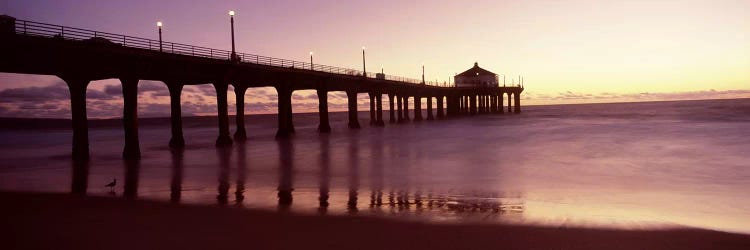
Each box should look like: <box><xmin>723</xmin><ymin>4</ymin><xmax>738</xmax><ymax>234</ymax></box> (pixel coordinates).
<box><xmin>1</xmin><ymin>98</ymin><xmax>749</xmax><ymax>234</ymax></box>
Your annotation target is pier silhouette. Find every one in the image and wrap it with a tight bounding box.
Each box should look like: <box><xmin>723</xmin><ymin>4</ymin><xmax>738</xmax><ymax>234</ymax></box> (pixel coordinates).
<box><xmin>1</xmin><ymin>15</ymin><xmax>524</xmax><ymax>194</ymax></box>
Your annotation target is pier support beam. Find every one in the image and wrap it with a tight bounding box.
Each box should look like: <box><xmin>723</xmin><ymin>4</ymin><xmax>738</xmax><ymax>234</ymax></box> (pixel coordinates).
<box><xmin>492</xmin><ymin>95</ymin><xmax>498</xmax><ymax>113</ymax></box>
<box><xmin>63</xmin><ymin>76</ymin><xmax>90</xmax><ymax>194</ymax></box>
<box><xmin>459</xmin><ymin>95</ymin><xmax>469</xmax><ymax>115</ymax></box>
<box><xmin>426</xmin><ymin>96</ymin><xmax>434</xmax><ymax>120</ymax></box>
<box><xmin>276</xmin><ymin>87</ymin><xmax>294</xmax><ymax>137</ymax></box>
<box><xmin>507</xmin><ymin>92</ymin><xmax>512</xmax><ymax>113</ymax></box>
<box><xmin>120</xmin><ymin>78</ymin><xmax>140</xmax><ymax>159</ymax></box>
<box><xmin>514</xmin><ymin>92</ymin><xmax>521</xmax><ymax>114</ymax></box>
<box><xmin>317</xmin><ymin>89</ymin><xmax>331</xmax><ymax>133</ymax></box>
<box><xmin>403</xmin><ymin>96</ymin><xmax>410</xmax><ymax>121</ymax></box>
<box><xmin>488</xmin><ymin>95</ymin><xmax>494</xmax><ymax>113</ymax></box>
<box><xmin>499</xmin><ymin>93</ymin><xmax>504</xmax><ymax>114</ymax></box>
<box><xmin>496</xmin><ymin>94</ymin><xmax>502</xmax><ymax>113</ymax></box>
<box><xmin>484</xmin><ymin>95</ymin><xmax>492</xmax><ymax>114</ymax></box>
<box><xmin>167</xmin><ymin>83</ymin><xmax>185</xmax><ymax>148</ymax></box>
<box><xmin>375</xmin><ymin>93</ymin><xmax>385</xmax><ymax>126</ymax></box>
<box><xmin>436</xmin><ymin>96</ymin><xmax>445</xmax><ymax>119</ymax></box>
<box><xmin>388</xmin><ymin>94</ymin><xmax>396</xmax><ymax>124</ymax></box>
<box><xmin>368</xmin><ymin>93</ymin><xmax>376</xmax><ymax>125</ymax></box>
<box><xmin>445</xmin><ymin>96</ymin><xmax>453</xmax><ymax>117</ymax></box>
<box><xmin>397</xmin><ymin>94</ymin><xmax>404</xmax><ymax>123</ymax></box>
<box><xmin>233</xmin><ymin>85</ymin><xmax>248</xmax><ymax>141</ymax></box>
<box><xmin>214</xmin><ymin>82</ymin><xmax>233</xmax><ymax>146</ymax></box>
<box><xmin>414</xmin><ymin>96</ymin><xmax>423</xmax><ymax>121</ymax></box>
<box><xmin>478</xmin><ymin>95</ymin><xmax>483</xmax><ymax>114</ymax></box>
<box><xmin>347</xmin><ymin>90</ymin><xmax>360</xmax><ymax>129</ymax></box>
<box><xmin>463</xmin><ymin>96</ymin><xmax>469</xmax><ymax>114</ymax></box>
<box><xmin>448</xmin><ymin>96</ymin><xmax>458</xmax><ymax>117</ymax></box>
<box><xmin>458</xmin><ymin>96</ymin><xmax>463</xmax><ymax>115</ymax></box>
<box><xmin>64</xmin><ymin>77</ymin><xmax>90</xmax><ymax>160</ymax></box>
<box><xmin>470</xmin><ymin>95</ymin><xmax>477</xmax><ymax>115</ymax></box>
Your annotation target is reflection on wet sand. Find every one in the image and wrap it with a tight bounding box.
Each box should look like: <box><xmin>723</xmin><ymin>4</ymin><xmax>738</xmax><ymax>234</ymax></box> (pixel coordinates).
<box><xmin>347</xmin><ymin>133</ymin><xmax>359</xmax><ymax>213</ymax></box>
<box><xmin>235</xmin><ymin>142</ymin><xmax>246</xmax><ymax>204</ymax></box>
<box><xmin>123</xmin><ymin>157</ymin><xmax>140</xmax><ymax>199</ymax></box>
<box><xmin>216</xmin><ymin>146</ymin><xmax>231</xmax><ymax>204</ymax></box>
<box><xmin>318</xmin><ymin>135</ymin><xmax>331</xmax><ymax>214</ymax></box>
<box><xmin>169</xmin><ymin>147</ymin><xmax>184</xmax><ymax>203</ymax></box>
<box><xmin>69</xmin><ymin>133</ymin><xmax>524</xmax><ymax>222</ymax></box>
<box><xmin>277</xmin><ymin>138</ymin><xmax>294</xmax><ymax>210</ymax></box>
<box><xmin>71</xmin><ymin>158</ymin><xmax>89</xmax><ymax>195</ymax></box>
<box><xmin>369</xmin><ymin>131</ymin><xmax>384</xmax><ymax>207</ymax></box>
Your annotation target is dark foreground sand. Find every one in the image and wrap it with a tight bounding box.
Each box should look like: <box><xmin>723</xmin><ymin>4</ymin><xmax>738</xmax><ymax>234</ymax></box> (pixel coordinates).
<box><xmin>2</xmin><ymin>192</ymin><xmax>749</xmax><ymax>250</ymax></box>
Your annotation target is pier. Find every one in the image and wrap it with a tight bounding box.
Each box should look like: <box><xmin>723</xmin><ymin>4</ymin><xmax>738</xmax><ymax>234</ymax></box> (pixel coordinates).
<box><xmin>0</xmin><ymin>15</ymin><xmax>524</xmax><ymax>164</ymax></box>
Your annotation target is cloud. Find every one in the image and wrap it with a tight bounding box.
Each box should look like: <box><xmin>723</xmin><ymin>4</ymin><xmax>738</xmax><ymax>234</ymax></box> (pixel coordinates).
<box><xmin>0</xmin><ymin>81</ymin><xmax>70</xmax><ymax>102</ymax></box>
<box><xmin>103</xmin><ymin>84</ymin><xmax>121</xmax><ymax>96</ymax></box>
<box><xmin>292</xmin><ymin>91</ymin><xmax>318</xmax><ymax>101</ymax></box>
<box><xmin>0</xmin><ymin>81</ymin><xmax>117</xmax><ymax>103</ymax></box>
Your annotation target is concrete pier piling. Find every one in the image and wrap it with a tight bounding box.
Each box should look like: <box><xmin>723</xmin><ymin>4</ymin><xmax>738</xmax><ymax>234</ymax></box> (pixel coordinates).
<box><xmin>275</xmin><ymin>86</ymin><xmax>294</xmax><ymax>138</ymax></box>
<box><xmin>414</xmin><ymin>95</ymin><xmax>423</xmax><ymax>121</ymax></box>
<box><xmin>436</xmin><ymin>96</ymin><xmax>444</xmax><ymax>119</ymax></box>
<box><xmin>375</xmin><ymin>93</ymin><xmax>385</xmax><ymax>126</ymax></box>
<box><xmin>233</xmin><ymin>85</ymin><xmax>248</xmax><ymax>141</ymax></box>
<box><xmin>214</xmin><ymin>82</ymin><xmax>233</xmax><ymax>146</ymax></box>
<box><xmin>167</xmin><ymin>83</ymin><xmax>185</xmax><ymax>148</ymax></box>
<box><xmin>317</xmin><ymin>89</ymin><xmax>331</xmax><ymax>133</ymax></box>
<box><xmin>120</xmin><ymin>78</ymin><xmax>140</xmax><ymax>159</ymax></box>
<box><xmin>347</xmin><ymin>90</ymin><xmax>360</xmax><ymax>129</ymax></box>
<box><xmin>388</xmin><ymin>94</ymin><xmax>396</xmax><ymax>124</ymax></box>
<box><xmin>426</xmin><ymin>96</ymin><xmax>434</xmax><ymax>120</ymax></box>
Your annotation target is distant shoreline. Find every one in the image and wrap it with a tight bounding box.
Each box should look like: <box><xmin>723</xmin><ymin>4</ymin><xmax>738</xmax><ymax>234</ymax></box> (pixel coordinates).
<box><xmin>1</xmin><ymin>191</ymin><xmax>748</xmax><ymax>250</ymax></box>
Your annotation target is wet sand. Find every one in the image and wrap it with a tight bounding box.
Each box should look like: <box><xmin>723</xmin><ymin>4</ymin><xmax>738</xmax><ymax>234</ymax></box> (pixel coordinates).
<box><xmin>2</xmin><ymin>192</ymin><xmax>749</xmax><ymax>250</ymax></box>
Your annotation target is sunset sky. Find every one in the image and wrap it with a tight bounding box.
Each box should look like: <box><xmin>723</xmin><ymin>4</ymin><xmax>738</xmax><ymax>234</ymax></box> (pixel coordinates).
<box><xmin>1</xmin><ymin>0</ymin><xmax>748</xmax><ymax>118</ymax></box>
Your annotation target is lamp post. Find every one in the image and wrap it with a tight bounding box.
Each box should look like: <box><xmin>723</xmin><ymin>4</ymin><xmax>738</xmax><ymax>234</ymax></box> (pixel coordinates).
<box><xmin>421</xmin><ymin>64</ymin><xmax>425</xmax><ymax>85</ymax></box>
<box><xmin>309</xmin><ymin>51</ymin><xmax>314</xmax><ymax>70</ymax></box>
<box><xmin>229</xmin><ymin>10</ymin><xmax>237</xmax><ymax>61</ymax></box>
<box><xmin>501</xmin><ymin>74</ymin><xmax>506</xmax><ymax>87</ymax></box>
<box><xmin>362</xmin><ymin>46</ymin><xmax>366</xmax><ymax>77</ymax></box>
<box><xmin>157</xmin><ymin>21</ymin><xmax>163</xmax><ymax>52</ymax></box>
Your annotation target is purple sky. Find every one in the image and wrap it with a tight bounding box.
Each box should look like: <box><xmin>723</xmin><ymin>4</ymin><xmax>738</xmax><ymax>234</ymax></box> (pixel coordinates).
<box><xmin>1</xmin><ymin>0</ymin><xmax>748</xmax><ymax>118</ymax></box>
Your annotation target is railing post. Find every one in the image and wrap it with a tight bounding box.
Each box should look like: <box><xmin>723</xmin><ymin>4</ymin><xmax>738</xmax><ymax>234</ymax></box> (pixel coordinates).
<box><xmin>61</xmin><ymin>26</ymin><xmax>64</xmax><ymax>38</ymax></box>
<box><xmin>23</xmin><ymin>20</ymin><xmax>27</xmax><ymax>35</ymax></box>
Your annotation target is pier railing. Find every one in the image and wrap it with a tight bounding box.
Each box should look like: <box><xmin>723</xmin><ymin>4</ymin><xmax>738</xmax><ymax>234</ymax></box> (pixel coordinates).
<box><xmin>13</xmin><ymin>19</ymin><xmax>442</xmax><ymax>86</ymax></box>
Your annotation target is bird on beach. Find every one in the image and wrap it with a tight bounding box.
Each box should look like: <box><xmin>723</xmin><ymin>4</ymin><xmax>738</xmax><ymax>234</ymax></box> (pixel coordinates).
<box><xmin>105</xmin><ymin>178</ymin><xmax>117</xmax><ymax>192</ymax></box>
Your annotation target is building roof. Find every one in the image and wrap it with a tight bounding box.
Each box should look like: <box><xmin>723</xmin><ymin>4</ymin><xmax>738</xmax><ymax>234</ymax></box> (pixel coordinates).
<box><xmin>456</xmin><ymin>62</ymin><xmax>496</xmax><ymax>77</ymax></box>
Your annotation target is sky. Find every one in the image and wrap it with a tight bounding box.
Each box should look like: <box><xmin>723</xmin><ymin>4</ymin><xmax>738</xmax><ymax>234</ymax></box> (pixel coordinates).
<box><xmin>0</xmin><ymin>0</ymin><xmax>748</xmax><ymax>118</ymax></box>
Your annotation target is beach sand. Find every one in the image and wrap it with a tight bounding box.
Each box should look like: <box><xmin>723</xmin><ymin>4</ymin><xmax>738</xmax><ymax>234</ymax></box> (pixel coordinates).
<box><xmin>2</xmin><ymin>192</ymin><xmax>749</xmax><ymax>250</ymax></box>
